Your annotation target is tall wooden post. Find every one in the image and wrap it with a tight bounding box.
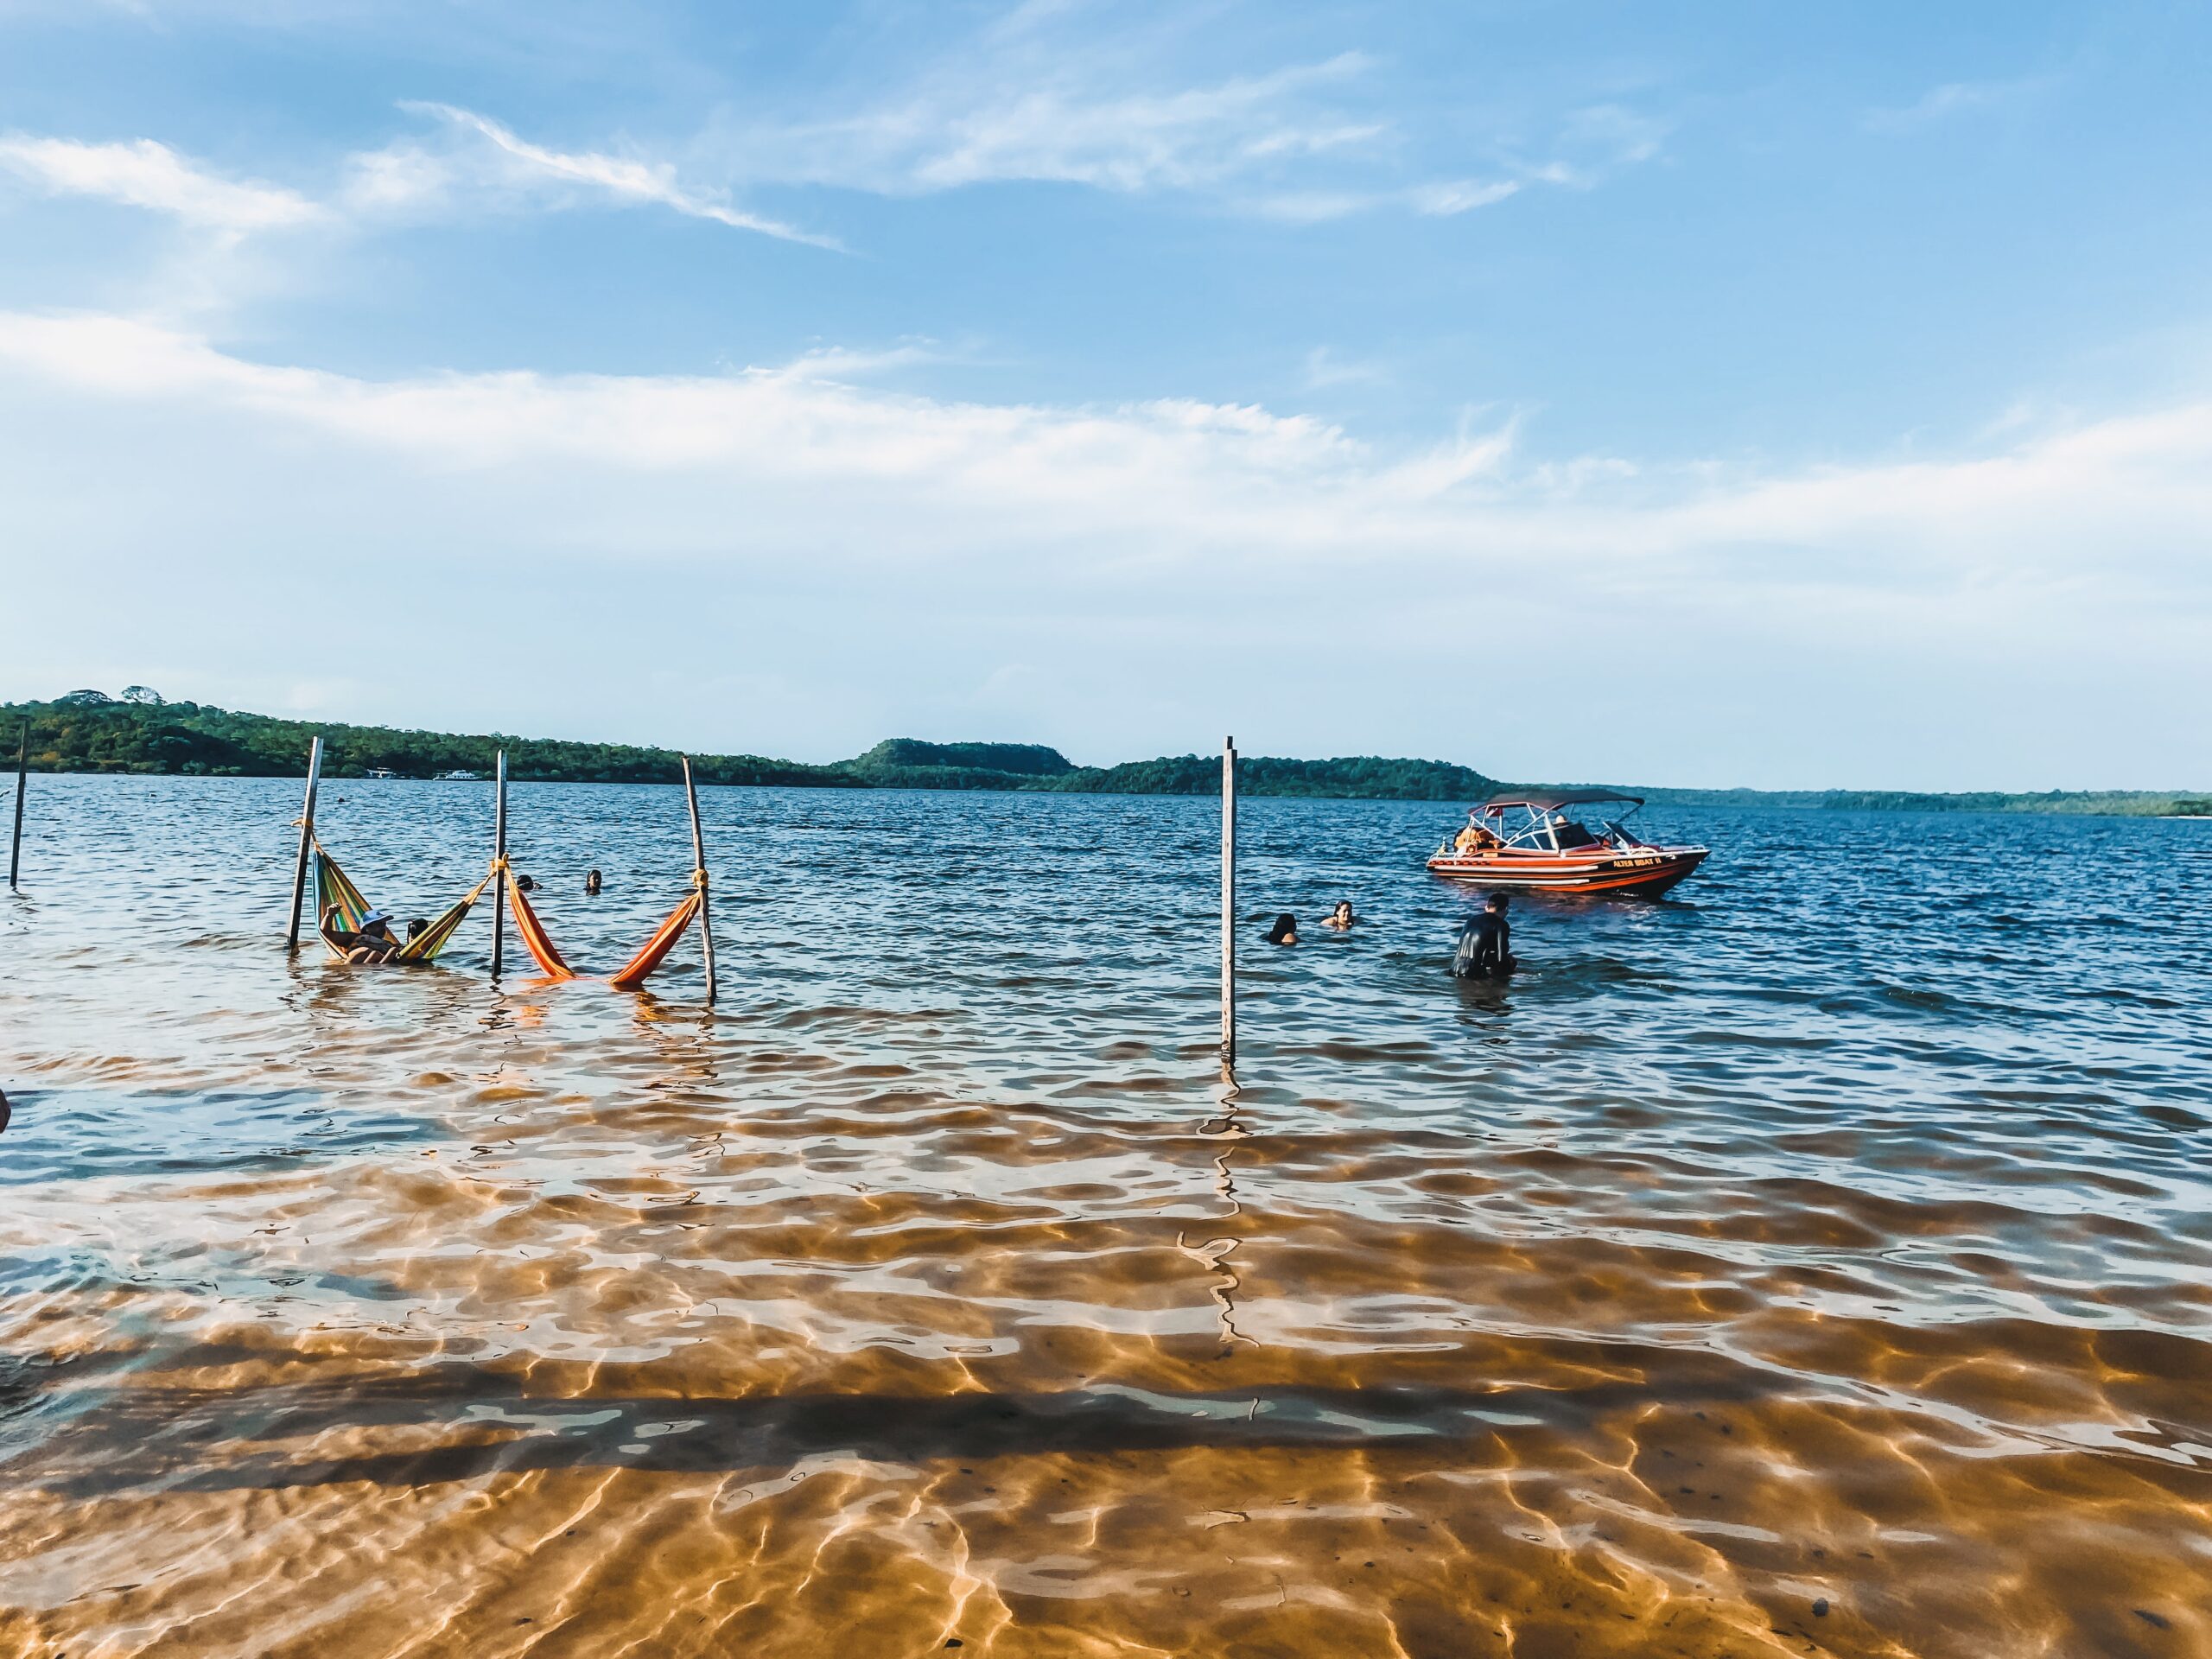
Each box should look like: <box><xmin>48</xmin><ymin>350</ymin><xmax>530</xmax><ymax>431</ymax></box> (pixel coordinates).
<box><xmin>1221</xmin><ymin>735</ymin><xmax>1236</xmax><ymax>1073</ymax></box>
<box><xmin>490</xmin><ymin>750</ymin><xmax>507</xmax><ymax>977</ymax></box>
<box><xmin>683</xmin><ymin>755</ymin><xmax>716</xmax><ymax>1006</ymax></box>
<box><xmin>7</xmin><ymin>723</ymin><xmax>27</xmax><ymax>892</ymax></box>
<box><xmin>283</xmin><ymin>735</ymin><xmax>324</xmax><ymax>949</ymax></box>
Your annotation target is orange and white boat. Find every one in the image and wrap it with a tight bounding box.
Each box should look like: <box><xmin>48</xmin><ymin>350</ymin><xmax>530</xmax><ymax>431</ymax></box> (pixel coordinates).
<box><xmin>1427</xmin><ymin>791</ymin><xmax>1708</xmax><ymax>897</ymax></box>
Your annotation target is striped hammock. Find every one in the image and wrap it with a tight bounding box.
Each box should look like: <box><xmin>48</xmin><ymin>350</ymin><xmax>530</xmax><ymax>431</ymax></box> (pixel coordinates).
<box><xmin>315</xmin><ymin>844</ymin><xmax>486</xmax><ymax>963</ymax></box>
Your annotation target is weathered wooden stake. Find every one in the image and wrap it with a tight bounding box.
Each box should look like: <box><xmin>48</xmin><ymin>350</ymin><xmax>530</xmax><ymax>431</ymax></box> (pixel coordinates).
<box><xmin>7</xmin><ymin>722</ymin><xmax>28</xmax><ymax>891</ymax></box>
<box><xmin>490</xmin><ymin>750</ymin><xmax>507</xmax><ymax>977</ymax></box>
<box><xmin>283</xmin><ymin>734</ymin><xmax>324</xmax><ymax>949</ymax></box>
<box><xmin>683</xmin><ymin>755</ymin><xmax>716</xmax><ymax>1006</ymax></box>
<box><xmin>1221</xmin><ymin>734</ymin><xmax>1236</xmax><ymax>1074</ymax></box>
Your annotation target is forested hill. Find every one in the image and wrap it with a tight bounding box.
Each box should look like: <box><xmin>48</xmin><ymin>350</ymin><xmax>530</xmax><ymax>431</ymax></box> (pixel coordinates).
<box><xmin>0</xmin><ymin>691</ymin><xmax>857</xmax><ymax>788</ymax></box>
<box><xmin>3</xmin><ymin>691</ymin><xmax>2205</xmax><ymax>813</ymax></box>
<box><xmin>0</xmin><ymin>692</ymin><xmax>1496</xmax><ymax>799</ymax></box>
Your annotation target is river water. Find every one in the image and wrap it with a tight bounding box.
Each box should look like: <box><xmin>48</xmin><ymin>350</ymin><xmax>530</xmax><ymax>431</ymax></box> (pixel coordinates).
<box><xmin>1</xmin><ymin>775</ymin><xmax>2208</xmax><ymax>1658</ymax></box>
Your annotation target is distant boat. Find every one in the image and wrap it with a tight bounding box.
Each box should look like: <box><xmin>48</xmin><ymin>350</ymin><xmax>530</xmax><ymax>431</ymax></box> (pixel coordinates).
<box><xmin>1427</xmin><ymin>791</ymin><xmax>1710</xmax><ymax>897</ymax></box>
<box><xmin>363</xmin><ymin>766</ymin><xmax>399</xmax><ymax>780</ymax></box>
<box><xmin>437</xmin><ymin>769</ymin><xmax>480</xmax><ymax>781</ymax></box>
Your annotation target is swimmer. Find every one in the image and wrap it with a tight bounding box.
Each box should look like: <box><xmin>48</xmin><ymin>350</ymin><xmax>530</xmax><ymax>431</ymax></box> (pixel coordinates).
<box><xmin>1266</xmin><ymin>912</ymin><xmax>1299</xmax><ymax>946</ymax></box>
<box><xmin>1452</xmin><ymin>894</ymin><xmax>1516</xmax><ymax>978</ymax></box>
<box><xmin>585</xmin><ymin>868</ymin><xmax>603</xmax><ymax>895</ymax></box>
<box><xmin>1323</xmin><ymin>901</ymin><xmax>1356</xmax><ymax>930</ymax></box>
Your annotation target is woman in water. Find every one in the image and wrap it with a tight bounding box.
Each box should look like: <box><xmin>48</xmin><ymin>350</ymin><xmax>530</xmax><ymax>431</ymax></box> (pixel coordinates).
<box><xmin>1266</xmin><ymin>913</ymin><xmax>1299</xmax><ymax>946</ymax></box>
<box><xmin>1322</xmin><ymin>901</ymin><xmax>1356</xmax><ymax>930</ymax></box>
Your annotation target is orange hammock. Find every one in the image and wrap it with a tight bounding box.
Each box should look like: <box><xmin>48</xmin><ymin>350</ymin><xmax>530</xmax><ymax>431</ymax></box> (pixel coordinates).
<box><xmin>502</xmin><ymin>866</ymin><xmax>705</xmax><ymax>990</ymax></box>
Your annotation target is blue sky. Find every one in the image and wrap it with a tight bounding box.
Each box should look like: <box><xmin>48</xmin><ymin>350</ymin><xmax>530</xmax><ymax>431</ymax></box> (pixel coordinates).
<box><xmin>1</xmin><ymin>1</ymin><xmax>2207</xmax><ymax>788</ymax></box>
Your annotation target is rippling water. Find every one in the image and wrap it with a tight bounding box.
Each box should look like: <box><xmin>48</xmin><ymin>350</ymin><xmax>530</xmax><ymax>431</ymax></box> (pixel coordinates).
<box><xmin>2</xmin><ymin>774</ymin><xmax>2209</xmax><ymax>1658</ymax></box>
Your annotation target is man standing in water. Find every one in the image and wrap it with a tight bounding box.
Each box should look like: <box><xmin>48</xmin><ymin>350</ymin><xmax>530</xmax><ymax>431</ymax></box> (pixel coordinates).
<box><xmin>1453</xmin><ymin>894</ymin><xmax>1516</xmax><ymax>977</ymax></box>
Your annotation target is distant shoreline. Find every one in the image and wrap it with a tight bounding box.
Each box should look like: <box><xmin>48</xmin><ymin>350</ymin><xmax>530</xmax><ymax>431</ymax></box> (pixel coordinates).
<box><xmin>4</xmin><ymin>692</ymin><xmax>2207</xmax><ymax>818</ymax></box>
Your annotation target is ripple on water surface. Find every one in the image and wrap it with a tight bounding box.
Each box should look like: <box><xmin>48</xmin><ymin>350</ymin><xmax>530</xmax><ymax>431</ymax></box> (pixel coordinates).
<box><xmin>1</xmin><ymin>776</ymin><xmax>2209</xmax><ymax>1658</ymax></box>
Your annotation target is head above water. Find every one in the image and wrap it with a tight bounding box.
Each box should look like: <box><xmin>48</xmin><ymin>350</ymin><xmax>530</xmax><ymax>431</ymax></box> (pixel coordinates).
<box><xmin>1267</xmin><ymin>912</ymin><xmax>1299</xmax><ymax>945</ymax></box>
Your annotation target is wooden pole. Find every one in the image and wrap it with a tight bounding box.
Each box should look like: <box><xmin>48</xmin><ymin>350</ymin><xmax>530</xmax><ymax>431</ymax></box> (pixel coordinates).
<box><xmin>1221</xmin><ymin>734</ymin><xmax>1236</xmax><ymax>1073</ymax></box>
<box><xmin>283</xmin><ymin>734</ymin><xmax>323</xmax><ymax>949</ymax></box>
<box><xmin>7</xmin><ymin>722</ymin><xmax>27</xmax><ymax>891</ymax></box>
<box><xmin>683</xmin><ymin>755</ymin><xmax>716</xmax><ymax>1006</ymax></box>
<box><xmin>490</xmin><ymin>750</ymin><xmax>507</xmax><ymax>977</ymax></box>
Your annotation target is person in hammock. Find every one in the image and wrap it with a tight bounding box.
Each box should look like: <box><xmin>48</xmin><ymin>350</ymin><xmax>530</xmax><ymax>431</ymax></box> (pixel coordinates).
<box><xmin>323</xmin><ymin>904</ymin><xmax>401</xmax><ymax>963</ymax></box>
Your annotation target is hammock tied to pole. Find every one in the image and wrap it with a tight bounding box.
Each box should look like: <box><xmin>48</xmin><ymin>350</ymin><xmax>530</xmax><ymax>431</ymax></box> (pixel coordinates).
<box><xmin>503</xmin><ymin>864</ymin><xmax>705</xmax><ymax>988</ymax></box>
<box><xmin>314</xmin><ymin>843</ymin><xmax>487</xmax><ymax>963</ymax></box>
<box><xmin>309</xmin><ymin>841</ymin><xmax>706</xmax><ymax>990</ymax></box>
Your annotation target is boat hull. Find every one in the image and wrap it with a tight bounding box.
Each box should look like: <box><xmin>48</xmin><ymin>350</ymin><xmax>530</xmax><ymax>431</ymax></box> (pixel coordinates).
<box><xmin>1426</xmin><ymin>845</ymin><xmax>1708</xmax><ymax>897</ymax></box>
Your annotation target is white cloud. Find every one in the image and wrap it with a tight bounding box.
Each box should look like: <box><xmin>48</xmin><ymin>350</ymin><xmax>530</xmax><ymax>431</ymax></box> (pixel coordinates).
<box><xmin>0</xmin><ymin>135</ymin><xmax>323</xmax><ymax>232</ymax></box>
<box><xmin>0</xmin><ymin>311</ymin><xmax>2203</xmax><ymax>785</ymax></box>
<box><xmin>1</xmin><ymin>310</ymin><xmax>2204</xmax><ymax>602</ymax></box>
<box><xmin>1405</xmin><ymin>178</ymin><xmax>1521</xmax><ymax>216</ymax></box>
<box><xmin>0</xmin><ymin>112</ymin><xmax>840</xmax><ymax>253</ymax></box>
<box><xmin>1865</xmin><ymin>78</ymin><xmax>2046</xmax><ymax>134</ymax></box>
<box><xmin>708</xmin><ymin>47</ymin><xmax>1390</xmax><ymax>208</ymax></box>
<box><xmin>706</xmin><ymin>14</ymin><xmax>1661</xmax><ymax>219</ymax></box>
<box><xmin>1301</xmin><ymin>346</ymin><xmax>1389</xmax><ymax>390</ymax></box>
<box><xmin>377</xmin><ymin>105</ymin><xmax>838</xmax><ymax>248</ymax></box>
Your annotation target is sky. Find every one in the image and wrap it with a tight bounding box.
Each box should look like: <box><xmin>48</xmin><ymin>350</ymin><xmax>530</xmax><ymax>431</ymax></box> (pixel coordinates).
<box><xmin>0</xmin><ymin>1</ymin><xmax>2207</xmax><ymax>790</ymax></box>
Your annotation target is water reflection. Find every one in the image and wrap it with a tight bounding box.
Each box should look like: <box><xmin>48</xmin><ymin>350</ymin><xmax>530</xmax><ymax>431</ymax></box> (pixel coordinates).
<box><xmin>0</xmin><ymin>776</ymin><xmax>2208</xmax><ymax>1657</ymax></box>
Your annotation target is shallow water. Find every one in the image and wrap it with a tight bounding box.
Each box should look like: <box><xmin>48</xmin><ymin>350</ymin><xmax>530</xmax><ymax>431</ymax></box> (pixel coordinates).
<box><xmin>2</xmin><ymin>774</ymin><xmax>2208</xmax><ymax>1658</ymax></box>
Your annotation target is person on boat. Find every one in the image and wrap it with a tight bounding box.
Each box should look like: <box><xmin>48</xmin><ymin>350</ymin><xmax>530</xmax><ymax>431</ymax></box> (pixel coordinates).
<box><xmin>1266</xmin><ymin>913</ymin><xmax>1300</xmax><ymax>946</ymax></box>
<box><xmin>1452</xmin><ymin>895</ymin><xmax>1516</xmax><ymax>977</ymax></box>
<box><xmin>1322</xmin><ymin>900</ymin><xmax>1356</xmax><ymax>930</ymax></box>
<box><xmin>1455</xmin><ymin>812</ymin><xmax>1500</xmax><ymax>854</ymax></box>
<box><xmin>585</xmin><ymin>868</ymin><xmax>603</xmax><ymax>895</ymax></box>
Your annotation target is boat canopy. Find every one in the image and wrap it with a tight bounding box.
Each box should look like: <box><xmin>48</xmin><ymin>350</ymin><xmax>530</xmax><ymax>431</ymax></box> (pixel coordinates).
<box><xmin>1482</xmin><ymin>789</ymin><xmax>1643</xmax><ymax>813</ymax></box>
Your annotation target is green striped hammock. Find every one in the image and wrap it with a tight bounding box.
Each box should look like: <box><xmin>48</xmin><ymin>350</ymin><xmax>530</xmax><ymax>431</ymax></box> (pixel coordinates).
<box><xmin>315</xmin><ymin>843</ymin><xmax>486</xmax><ymax>963</ymax></box>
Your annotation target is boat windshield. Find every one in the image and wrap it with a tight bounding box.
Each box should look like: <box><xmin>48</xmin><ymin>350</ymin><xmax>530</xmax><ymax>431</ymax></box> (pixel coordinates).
<box><xmin>1451</xmin><ymin>797</ymin><xmax>1652</xmax><ymax>855</ymax></box>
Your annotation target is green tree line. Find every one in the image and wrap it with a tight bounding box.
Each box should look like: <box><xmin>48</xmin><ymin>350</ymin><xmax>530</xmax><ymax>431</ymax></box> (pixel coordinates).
<box><xmin>2</xmin><ymin>690</ymin><xmax>2203</xmax><ymax>812</ymax></box>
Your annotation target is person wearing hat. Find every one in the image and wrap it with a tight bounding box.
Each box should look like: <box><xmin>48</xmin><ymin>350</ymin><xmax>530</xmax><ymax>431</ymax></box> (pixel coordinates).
<box><xmin>344</xmin><ymin>908</ymin><xmax>401</xmax><ymax>963</ymax></box>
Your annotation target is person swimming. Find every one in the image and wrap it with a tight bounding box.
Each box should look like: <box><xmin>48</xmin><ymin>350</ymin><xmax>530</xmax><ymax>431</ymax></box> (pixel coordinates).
<box><xmin>1452</xmin><ymin>894</ymin><xmax>1516</xmax><ymax>978</ymax></box>
<box><xmin>585</xmin><ymin>868</ymin><xmax>603</xmax><ymax>895</ymax></box>
<box><xmin>1323</xmin><ymin>901</ymin><xmax>1356</xmax><ymax>930</ymax></box>
<box><xmin>1266</xmin><ymin>912</ymin><xmax>1299</xmax><ymax>946</ymax></box>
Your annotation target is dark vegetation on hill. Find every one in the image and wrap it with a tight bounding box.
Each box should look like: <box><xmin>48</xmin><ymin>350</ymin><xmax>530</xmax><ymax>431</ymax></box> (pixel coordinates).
<box><xmin>1</xmin><ymin>690</ymin><xmax>856</xmax><ymax>788</ymax></box>
<box><xmin>3</xmin><ymin>691</ymin><xmax>2205</xmax><ymax>814</ymax></box>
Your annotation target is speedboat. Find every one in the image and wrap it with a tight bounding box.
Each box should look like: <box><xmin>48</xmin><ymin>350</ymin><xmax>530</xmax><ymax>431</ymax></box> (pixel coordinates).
<box><xmin>1427</xmin><ymin>791</ymin><xmax>1708</xmax><ymax>897</ymax></box>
